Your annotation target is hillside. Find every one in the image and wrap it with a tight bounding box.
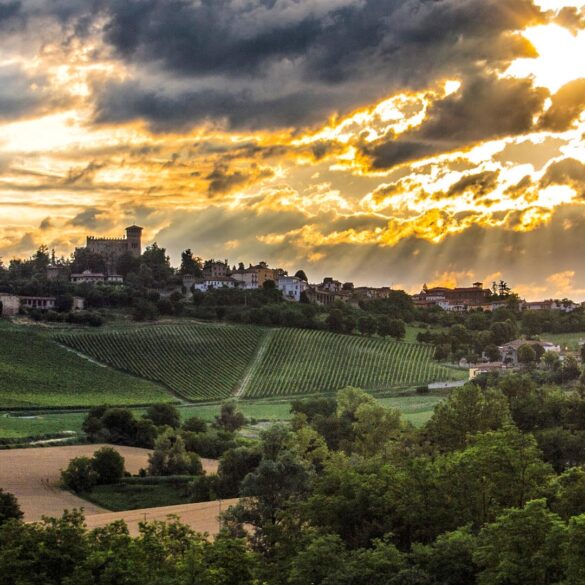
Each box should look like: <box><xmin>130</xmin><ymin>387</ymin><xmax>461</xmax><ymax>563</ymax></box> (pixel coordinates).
<box><xmin>0</xmin><ymin>326</ymin><xmax>170</xmax><ymax>408</ymax></box>
<box><xmin>239</xmin><ymin>328</ymin><xmax>457</xmax><ymax>398</ymax></box>
<box><xmin>54</xmin><ymin>322</ymin><xmax>267</xmax><ymax>402</ymax></box>
<box><xmin>55</xmin><ymin>322</ymin><xmax>459</xmax><ymax>401</ymax></box>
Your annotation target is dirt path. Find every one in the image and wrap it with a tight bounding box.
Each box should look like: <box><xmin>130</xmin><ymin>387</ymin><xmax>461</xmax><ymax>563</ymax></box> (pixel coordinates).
<box><xmin>0</xmin><ymin>444</ymin><xmax>218</xmax><ymax>521</ymax></box>
<box><xmin>235</xmin><ymin>329</ymin><xmax>274</xmax><ymax>398</ymax></box>
<box><xmin>84</xmin><ymin>498</ymin><xmax>239</xmax><ymax>537</ymax></box>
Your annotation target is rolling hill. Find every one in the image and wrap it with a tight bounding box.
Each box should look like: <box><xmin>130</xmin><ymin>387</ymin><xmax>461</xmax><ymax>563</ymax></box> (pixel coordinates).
<box><xmin>54</xmin><ymin>322</ymin><xmax>459</xmax><ymax>401</ymax></box>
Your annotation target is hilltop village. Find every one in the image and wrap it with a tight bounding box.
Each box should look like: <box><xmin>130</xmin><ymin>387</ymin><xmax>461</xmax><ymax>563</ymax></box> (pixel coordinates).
<box><xmin>1</xmin><ymin>225</ymin><xmax>585</xmax><ymax>385</ymax></box>
<box><xmin>0</xmin><ymin>224</ymin><xmax>581</xmax><ymax>315</ymax></box>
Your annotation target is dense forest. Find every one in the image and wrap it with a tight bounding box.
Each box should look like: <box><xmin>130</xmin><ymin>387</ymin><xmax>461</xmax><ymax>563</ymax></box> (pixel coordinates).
<box><xmin>3</xmin><ymin>377</ymin><xmax>585</xmax><ymax>584</ymax></box>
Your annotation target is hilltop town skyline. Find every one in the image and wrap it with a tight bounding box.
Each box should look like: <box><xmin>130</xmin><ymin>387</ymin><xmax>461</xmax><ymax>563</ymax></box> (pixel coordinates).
<box><xmin>1</xmin><ymin>1</ymin><xmax>585</xmax><ymax>298</ymax></box>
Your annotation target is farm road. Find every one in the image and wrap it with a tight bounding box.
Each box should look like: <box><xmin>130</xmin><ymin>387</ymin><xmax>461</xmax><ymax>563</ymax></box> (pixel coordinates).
<box><xmin>0</xmin><ymin>444</ymin><xmax>218</xmax><ymax>521</ymax></box>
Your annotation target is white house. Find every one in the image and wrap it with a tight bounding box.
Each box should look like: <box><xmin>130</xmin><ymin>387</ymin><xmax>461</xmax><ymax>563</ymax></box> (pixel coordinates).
<box><xmin>0</xmin><ymin>293</ymin><xmax>20</xmax><ymax>316</ymax></box>
<box><xmin>277</xmin><ymin>276</ymin><xmax>309</xmax><ymax>302</ymax></box>
<box><xmin>71</xmin><ymin>270</ymin><xmax>106</xmax><ymax>284</ymax></box>
<box><xmin>192</xmin><ymin>276</ymin><xmax>238</xmax><ymax>292</ymax></box>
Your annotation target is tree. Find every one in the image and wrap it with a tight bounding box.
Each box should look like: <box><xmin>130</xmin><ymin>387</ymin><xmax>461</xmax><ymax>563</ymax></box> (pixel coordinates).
<box><xmin>326</xmin><ymin>309</ymin><xmax>344</xmax><ymax>333</ymax></box>
<box><xmin>517</xmin><ymin>344</ymin><xmax>536</xmax><ymax>366</ymax></box>
<box><xmin>183</xmin><ymin>416</ymin><xmax>208</xmax><ymax>434</ymax></box>
<box><xmin>218</xmin><ymin>446</ymin><xmax>262</xmax><ymax>497</ymax></box>
<box><xmin>411</xmin><ymin>527</ymin><xmax>478</xmax><ymax>585</ymax></box>
<box><xmin>141</xmin><ymin>242</ymin><xmax>173</xmax><ymax>283</ymax></box>
<box><xmin>388</xmin><ymin>318</ymin><xmax>406</xmax><ymax>340</ymax></box>
<box><xmin>352</xmin><ymin>401</ymin><xmax>401</xmax><ymax>456</ymax></box>
<box><xmin>215</xmin><ymin>401</ymin><xmax>246</xmax><ymax>432</ymax></box>
<box><xmin>54</xmin><ymin>294</ymin><xmax>73</xmax><ymax>312</ymax></box>
<box><xmin>144</xmin><ymin>403</ymin><xmax>181</xmax><ymax>429</ymax></box>
<box><xmin>0</xmin><ymin>489</ymin><xmax>23</xmax><ymax>526</ymax></box>
<box><xmin>179</xmin><ymin>248</ymin><xmax>203</xmax><ymax>276</ymax></box>
<box><xmin>562</xmin><ymin>356</ymin><xmax>581</xmax><ymax>382</ymax></box>
<box><xmin>263</xmin><ymin>279</ymin><xmax>276</xmax><ymax>290</ymax></box>
<box><xmin>484</xmin><ymin>344</ymin><xmax>501</xmax><ymax>362</ymax></box>
<box><xmin>377</xmin><ymin>315</ymin><xmax>392</xmax><ymax>338</ymax></box>
<box><xmin>357</xmin><ymin>315</ymin><xmax>377</xmax><ymax>336</ymax></box>
<box><xmin>91</xmin><ymin>447</ymin><xmax>125</xmax><ymax>485</ymax></box>
<box><xmin>425</xmin><ymin>384</ymin><xmax>511</xmax><ymax>450</ymax></box>
<box><xmin>132</xmin><ymin>298</ymin><xmax>159</xmax><ymax>321</ymax></box>
<box><xmin>474</xmin><ymin>500</ymin><xmax>566</xmax><ymax>585</ymax></box>
<box><xmin>294</xmin><ymin>270</ymin><xmax>308</xmax><ymax>282</ymax></box>
<box><xmin>61</xmin><ymin>457</ymin><xmax>98</xmax><ymax>493</ymax></box>
<box><xmin>148</xmin><ymin>430</ymin><xmax>203</xmax><ymax>476</ymax></box>
<box><xmin>566</xmin><ymin>514</ymin><xmax>585</xmax><ymax>585</ymax></box>
<box><xmin>543</xmin><ymin>351</ymin><xmax>561</xmax><ymax>370</ymax></box>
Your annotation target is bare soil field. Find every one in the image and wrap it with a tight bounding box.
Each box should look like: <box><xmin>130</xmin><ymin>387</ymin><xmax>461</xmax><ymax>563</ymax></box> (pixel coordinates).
<box><xmin>84</xmin><ymin>498</ymin><xmax>239</xmax><ymax>537</ymax></box>
<box><xmin>0</xmin><ymin>444</ymin><xmax>219</xmax><ymax>521</ymax></box>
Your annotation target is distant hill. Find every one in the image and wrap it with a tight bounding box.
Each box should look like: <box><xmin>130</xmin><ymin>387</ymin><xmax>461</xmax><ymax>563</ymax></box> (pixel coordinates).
<box><xmin>54</xmin><ymin>322</ymin><xmax>460</xmax><ymax>402</ymax></box>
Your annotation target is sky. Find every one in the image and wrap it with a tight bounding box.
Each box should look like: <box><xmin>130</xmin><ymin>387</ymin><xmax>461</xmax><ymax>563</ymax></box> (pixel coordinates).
<box><xmin>1</xmin><ymin>0</ymin><xmax>585</xmax><ymax>299</ymax></box>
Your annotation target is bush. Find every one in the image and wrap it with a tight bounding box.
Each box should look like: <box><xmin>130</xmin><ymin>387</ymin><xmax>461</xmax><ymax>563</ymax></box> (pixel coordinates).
<box><xmin>144</xmin><ymin>403</ymin><xmax>181</xmax><ymax>429</ymax></box>
<box><xmin>61</xmin><ymin>457</ymin><xmax>98</xmax><ymax>493</ymax></box>
<box><xmin>183</xmin><ymin>430</ymin><xmax>237</xmax><ymax>458</ymax></box>
<box><xmin>92</xmin><ymin>447</ymin><xmax>126</xmax><ymax>485</ymax></box>
<box><xmin>0</xmin><ymin>489</ymin><xmax>23</xmax><ymax>526</ymax></box>
<box><xmin>148</xmin><ymin>430</ymin><xmax>204</xmax><ymax>476</ymax></box>
<box><xmin>183</xmin><ymin>416</ymin><xmax>208</xmax><ymax>434</ymax></box>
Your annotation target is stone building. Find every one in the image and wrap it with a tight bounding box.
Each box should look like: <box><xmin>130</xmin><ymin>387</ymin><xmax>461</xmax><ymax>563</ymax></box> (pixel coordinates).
<box><xmin>85</xmin><ymin>225</ymin><xmax>142</xmax><ymax>274</ymax></box>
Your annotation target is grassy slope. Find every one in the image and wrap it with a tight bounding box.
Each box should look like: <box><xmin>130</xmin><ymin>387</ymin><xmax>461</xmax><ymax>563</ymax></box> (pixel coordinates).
<box><xmin>241</xmin><ymin>328</ymin><xmax>457</xmax><ymax>398</ymax></box>
<box><xmin>54</xmin><ymin>322</ymin><xmax>267</xmax><ymax>402</ymax></box>
<box><xmin>544</xmin><ymin>332</ymin><xmax>585</xmax><ymax>352</ymax></box>
<box><xmin>0</xmin><ymin>324</ymin><xmax>171</xmax><ymax>409</ymax></box>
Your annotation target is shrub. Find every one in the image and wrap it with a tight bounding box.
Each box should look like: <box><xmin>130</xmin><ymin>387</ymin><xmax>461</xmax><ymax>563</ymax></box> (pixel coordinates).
<box><xmin>0</xmin><ymin>489</ymin><xmax>23</xmax><ymax>526</ymax></box>
<box><xmin>61</xmin><ymin>457</ymin><xmax>98</xmax><ymax>493</ymax></box>
<box><xmin>92</xmin><ymin>447</ymin><xmax>126</xmax><ymax>485</ymax></box>
<box><xmin>145</xmin><ymin>403</ymin><xmax>181</xmax><ymax>429</ymax></box>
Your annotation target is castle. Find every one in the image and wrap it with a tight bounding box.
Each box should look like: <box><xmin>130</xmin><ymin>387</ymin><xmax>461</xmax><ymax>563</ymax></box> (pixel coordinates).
<box><xmin>86</xmin><ymin>225</ymin><xmax>142</xmax><ymax>273</ymax></box>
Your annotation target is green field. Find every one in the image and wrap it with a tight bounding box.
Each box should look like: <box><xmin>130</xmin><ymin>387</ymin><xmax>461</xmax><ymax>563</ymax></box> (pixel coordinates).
<box><xmin>54</xmin><ymin>322</ymin><xmax>457</xmax><ymax>401</ymax></box>
<box><xmin>54</xmin><ymin>323</ymin><xmax>266</xmax><ymax>402</ymax></box>
<box><xmin>82</xmin><ymin>482</ymin><xmax>191</xmax><ymax>511</ymax></box>
<box><xmin>0</xmin><ymin>326</ymin><xmax>171</xmax><ymax>409</ymax></box>
<box><xmin>240</xmin><ymin>328</ymin><xmax>457</xmax><ymax>398</ymax></box>
<box><xmin>0</xmin><ymin>394</ymin><xmax>445</xmax><ymax>440</ymax></box>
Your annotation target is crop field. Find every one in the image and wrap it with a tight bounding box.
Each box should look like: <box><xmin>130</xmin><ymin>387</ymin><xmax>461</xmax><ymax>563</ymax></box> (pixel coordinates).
<box><xmin>53</xmin><ymin>322</ymin><xmax>457</xmax><ymax>402</ymax></box>
<box><xmin>240</xmin><ymin>328</ymin><xmax>457</xmax><ymax>398</ymax></box>
<box><xmin>0</xmin><ymin>327</ymin><xmax>170</xmax><ymax>409</ymax></box>
<box><xmin>54</xmin><ymin>323</ymin><xmax>267</xmax><ymax>402</ymax></box>
<box><xmin>0</xmin><ymin>444</ymin><xmax>153</xmax><ymax>521</ymax></box>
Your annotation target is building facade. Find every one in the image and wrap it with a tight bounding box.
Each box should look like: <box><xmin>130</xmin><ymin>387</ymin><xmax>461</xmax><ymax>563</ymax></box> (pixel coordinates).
<box><xmin>85</xmin><ymin>225</ymin><xmax>142</xmax><ymax>274</ymax></box>
<box><xmin>277</xmin><ymin>276</ymin><xmax>309</xmax><ymax>302</ymax></box>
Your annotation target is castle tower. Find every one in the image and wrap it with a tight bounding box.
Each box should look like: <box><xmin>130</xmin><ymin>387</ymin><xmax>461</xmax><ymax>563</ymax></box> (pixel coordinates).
<box><xmin>125</xmin><ymin>225</ymin><xmax>143</xmax><ymax>257</ymax></box>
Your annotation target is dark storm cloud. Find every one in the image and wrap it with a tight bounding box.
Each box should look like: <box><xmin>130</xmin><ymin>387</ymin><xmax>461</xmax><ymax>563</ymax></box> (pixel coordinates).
<box><xmin>206</xmin><ymin>163</ymin><xmax>274</xmax><ymax>196</ymax></box>
<box><xmin>92</xmin><ymin>81</ymin><xmax>341</xmax><ymax>131</ymax></box>
<box><xmin>84</xmin><ymin>0</ymin><xmax>546</xmax><ymax>131</ymax></box>
<box><xmin>0</xmin><ymin>1</ymin><xmax>20</xmax><ymax>23</ymax></box>
<box><xmin>541</xmin><ymin>158</ymin><xmax>585</xmax><ymax>195</ymax></box>
<box><xmin>68</xmin><ymin>207</ymin><xmax>113</xmax><ymax>230</ymax></box>
<box><xmin>540</xmin><ymin>79</ymin><xmax>585</xmax><ymax>132</ymax></box>
<box><xmin>361</xmin><ymin>75</ymin><xmax>548</xmax><ymax>169</ymax></box>
<box><xmin>0</xmin><ymin>64</ymin><xmax>52</xmax><ymax>120</ymax></box>
<box><xmin>446</xmin><ymin>170</ymin><xmax>500</xmax><ymax>199</ymax></box>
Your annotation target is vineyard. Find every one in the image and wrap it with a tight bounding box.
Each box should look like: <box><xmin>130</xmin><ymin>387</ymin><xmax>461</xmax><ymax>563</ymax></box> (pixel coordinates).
<box><xmin>54</xmin><ymin>322</ymin><xmax>458</xmax><ymax>402</ymax></box>
<box><xmin>239</xmin><ymin>328</ymin><xmax>457</xmax><ymax>398</ymax></box>
<box><xmin>54</xmin><ymin>323</ymin><xmax>267</xmax><ymax>402</ymax></box>
<box><xmin>0</xmin><ymin>327</ymin><xmax>169</xmax><ymax>409</ymax></box>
